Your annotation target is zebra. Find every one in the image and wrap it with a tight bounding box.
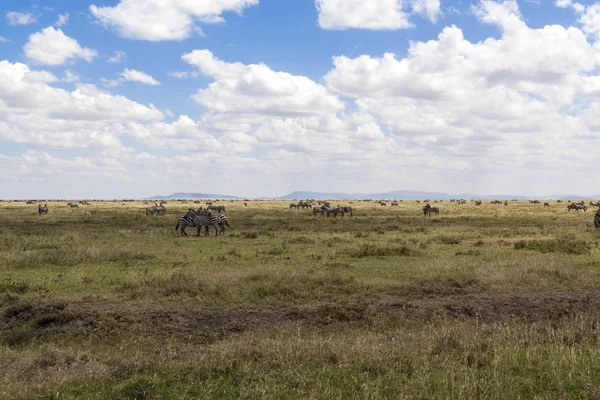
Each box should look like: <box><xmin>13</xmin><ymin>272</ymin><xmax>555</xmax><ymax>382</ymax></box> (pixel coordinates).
<box><xmin>68</xmin><ymin>203</ymin><xmax>79</xmax><ymax>210</ymax></box>
<box><xmin>313</xmin><ymin>207</ymin><xmax>324</xmax><ymax>216</ymax></box>
<box><xmin>154</xmin><ymin>202</ymin><xmax>167</xmax><ymax>214</ymax></box>
<box><xmin>391</xmin><ymin>202</ymin><xmax>399</xmax><ymax>207</ymax></box>
<box><xmin>595</xmin><ymin>208</ymin><xmax>600</xmax><ymax>230</ymax></box>
<box><xmin>38</xmin><ymin>204</ymin><xmax>48</xmax><ymax>215</ymax></box>
<box><xmin>290</xmin><ymin>203</ymin><xmax>299</xmax><ymax>209</ymax></box>
<box><xmin>175</xmin><ymin>208</ymin><xmax>199</xmax><ymax>236</ymax></box>
<box><xmin>193</xmin><ymin>212</ymin><xmax>221</xmax><ymax>237</ymax></box>
<box><xmin>202</xmin><ymin>214</ymin><xmax>230</xmax><ymax>236</ymax></box>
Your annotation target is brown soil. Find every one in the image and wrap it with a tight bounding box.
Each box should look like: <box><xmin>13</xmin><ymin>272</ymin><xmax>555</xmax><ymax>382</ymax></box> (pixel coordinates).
<box><xmin>2</xmin><ymin>289</ymin><xmax>600</xmax><ymax>345</ymax></box>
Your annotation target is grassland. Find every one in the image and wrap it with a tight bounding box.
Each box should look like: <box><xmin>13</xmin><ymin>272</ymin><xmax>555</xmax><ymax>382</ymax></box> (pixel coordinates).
<box><xmin>1</xmin><ymin>199</ymin><xmax>600</xmax><ymax>399</ymax></box>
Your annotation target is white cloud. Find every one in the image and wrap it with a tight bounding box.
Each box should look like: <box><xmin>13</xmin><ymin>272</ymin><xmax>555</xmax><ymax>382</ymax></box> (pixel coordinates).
<box><xmin>412</xmin><ymin>0</ymin><xmax>442</xmax><ymax>22</ymax></box>
<box><xmin>23</xmin><ymin>27</ymin><xmax>98</xmax><ymax>66</ymax></box>
<box><xmin>0</xmin><ymin>36</ymin><xmax>9</xmax><ymax>43</ymax></box>
<box><xmin>6</xmin><ymin>11</ymin><xmax>36</xmax><ymax>26</ymax></box>
<box><xmin>0</xmin><ymin>61</ymin><xmax>163</xmax><ymax>151</ymax></box>
<box><xmin>315</xmin><ymin>0</ymin><xmax>412</xmax><ymax>30</ymax></box>
<box><xmin>315</xmin><ymin>0</ymin><xmax>441</xmax><ymax>30</ymax></box>
<box><xmin>107</xmin><ymin>50</ymin><xmax>127</xmax><ymax>63</ymax></box>
<box><xmin>101</xmin><ymin>68</ymin><xmax>160</xmax><ymax>87</ymax></box>
<box><xmin>62</xmin><ymin>69</ymin><xmax>80</xmax><ymax>83</ymax></box>
<box><xmin>89</xmin><ymin>0</ymin><xmax>259</xmax><ymax>41</ymax></box>
<box><xmin>182</xmin><ymin>50</ymin><xmax>344</xmax><ymax>118</ymax></box>
<box><xmin>55</xmin><ymin>13</ymin><xmax>69</xmax><ymax>27</ymax></box>
<box><xmin>120</xmin><ymin>68</ymin><xmax>160</xmax><ymax>85</ymax></box>
<box><xmin>554</xmin><ymin>0</ymin><xmax>600</xmax><ymax>37</ymax></box>
<box><xmin>168</xmin><ymin>71</ymin><xmax>198</xmax><ymax>79</ymax></box>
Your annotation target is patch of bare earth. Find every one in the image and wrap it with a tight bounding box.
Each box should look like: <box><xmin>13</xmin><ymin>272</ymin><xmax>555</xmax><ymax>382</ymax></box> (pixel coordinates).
<box><xmin>2</xmin><ymin>286</ymin><xmax>600</xmax><ymax>345</ymax></box>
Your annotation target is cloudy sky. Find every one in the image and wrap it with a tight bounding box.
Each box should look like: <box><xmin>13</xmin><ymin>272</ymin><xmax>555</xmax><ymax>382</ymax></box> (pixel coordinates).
<box><xmin>0</xmin><ymin>0</ymin><xmax>599</xmax><ymax>199</ymax></box>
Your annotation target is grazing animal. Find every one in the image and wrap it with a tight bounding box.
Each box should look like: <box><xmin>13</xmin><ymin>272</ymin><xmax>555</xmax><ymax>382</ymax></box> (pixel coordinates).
<box><xmin>38</xmin><ymin>204</ymin><xmax>48</xmax><ymax>215</ymax></box>
<box><xmin>544</xmin><ymin>202</ymin><xmax>550</xmax><ymax>207</ymax></box>
<box><xmin>423</xmin><ymin>203</ymin><xmax>440</xmax><ymax>217</ymax></box>
<box><xmin>391</xmin><ymin>202</ymin><xmax>399</xmax><ymax>207</ymax></box>
<box><xmin>85</xmin><ymin>211</ymin><xmax>96</xmax><ymax>216</ymax></box>
<box><xmin>26</xmin><ymin>200</ymin><xmax>36</xmax><ymax>205</ymax></box>
<box><xmin>491</xmin><ymin>200</ymin><xmax>502</xmax><ymax>205</ymax></box>
<box><xmin>175</xmin><ymin>209</ymin><xmax>198</xmax><ymax>236</ymax></box>
<box><xmin>244</xmin><ymin>202</ymin><xmax>248</xmax><ymax>207</ymax></box>
<box><xmin>203</xmin><ymin>214</ymin><xmax>230</xmax><ymax>236</ymax></box>
<box><xmin>290</xmin><ymin>203</ymin><xmax>299</xmax><ymax>209</ymax></box>
<box><xmin>154</xmin><ymin>202</ymin><xmax>167</xmax><ymax>214</ymax></box>
<box><xmin>504</xmin><ymin>201</ymin><xmax>508</xmax><ymax>206</ymax></box>
<box><xmin>67</xmin><ymin>202</ymin><xmax>79</xmax><ymax>209</ymax></box>
<box><xmin>475</xmin><ymin>200</ymin><xmax>482</xmax><ymax>206</ymax></box>
<box><xmin>313</xmin><ymin>207</ymin><xmax>324</xmax><ymax>216</ymax></box>
<box><xmin>193</xmin><ymin>212</ymin><xmax>221</xmax><ymax>237</ymax></box>
<box><xmin>595</xmin><ymin>208</ymin><xmax>600</xmax><ymax>230</ymax></box>
<box><xmin>207</xmin><ymin>205</ymin><xmax>225</xmax><ymax>213</ymax></box>
<box><xmin>567</xmin><ymin>203</ymin><xmax>587</xmax><ymax>212</ymax></box>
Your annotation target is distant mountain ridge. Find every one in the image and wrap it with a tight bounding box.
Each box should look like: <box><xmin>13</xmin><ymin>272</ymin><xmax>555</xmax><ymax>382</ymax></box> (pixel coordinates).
<box><xmin>151</xmin><ymin>191</ymin><xmax>600</xmax><ymax>201</ymax></box>
<box><xmin>149</xmin><ymin>192</ymin><xmax>243</xmax><ymax>200</ymax></box>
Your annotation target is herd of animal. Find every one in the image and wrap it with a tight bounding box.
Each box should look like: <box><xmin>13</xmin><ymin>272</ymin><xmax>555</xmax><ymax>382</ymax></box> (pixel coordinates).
<box><xmin>24</xmin><ymin>198</ymin><xmax>600</xmax><ymax>233</ymax></box>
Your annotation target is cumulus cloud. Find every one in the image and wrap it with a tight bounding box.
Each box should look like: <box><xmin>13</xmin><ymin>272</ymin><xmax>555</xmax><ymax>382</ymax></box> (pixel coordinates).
<box><xmin>320</xmin><ymin>1</ymin><xmax>600</xmax><ymax>182</ymax></box>
<box><xmin>182</xmin><ymin>49</ymin><xmax>344</xmax><ymax>118</ymax></box>
<box><xmin>0</xmin><ymin>61</ymin><xmax>163</xmax><ymax>150</ymax></box>
<box><xmin>315</xmin><ymin>0</ymin><xmax>441</xmax><ymax>30</ymax></box>
<box><xmin>23</xmin><ymin>27</ymin><xmax>98</xmax><ymax>66</ymax></box>
<box><xmin>555</xmin><ymin>0</ymin><xmax>600</xmax><ymax>37</ymax></box>
<box><xmin>6</xmin><ymin>11</ymin><xmax>36</xmax><ymax>25</ymax></box>
<box><xmin>89</xmin><ymin>0</ymin><xmax>259</xmax><ymax>41</ymax></box>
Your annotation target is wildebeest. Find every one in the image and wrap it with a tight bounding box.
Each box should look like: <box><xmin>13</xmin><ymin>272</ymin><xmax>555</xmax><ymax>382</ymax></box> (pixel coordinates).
<box><xmin>544</xmin><ymin>202</ymin><xmax>550</xmax><ymax>207</ymax></box>
<box><xmin>567</xmin><ymin>203</ymin><xmax>587</xmax><ymax>212</ymax></box>
<box><xmin>423</xmin><ymin>203</ymin><xmax>440</xmax><ymax>216</ymax></box>
<box><xmin>207</xmin><ymin>205</ymin><xmax>225</xmax><ymax>213</ymax></box>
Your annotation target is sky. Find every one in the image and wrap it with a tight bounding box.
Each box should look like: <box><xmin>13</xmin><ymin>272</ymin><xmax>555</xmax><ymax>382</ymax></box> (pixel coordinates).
<box><xmin>1</xmin><ymin>0</ymin><xmax>600</xmax><ymax>199</ymax></box>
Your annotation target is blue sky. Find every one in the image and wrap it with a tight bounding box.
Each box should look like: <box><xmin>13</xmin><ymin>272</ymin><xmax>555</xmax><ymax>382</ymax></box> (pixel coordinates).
<box><xmin>1</xmin><ymin>0</ymin><xmax>599</xmax><ymax>198</ymax></box>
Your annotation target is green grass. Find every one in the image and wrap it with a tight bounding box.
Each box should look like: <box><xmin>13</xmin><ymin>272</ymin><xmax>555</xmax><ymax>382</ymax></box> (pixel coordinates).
<box><xmin>1</xmin><ymin>200</ymin><xmax>600</xmax><ymax>399</ymax></box>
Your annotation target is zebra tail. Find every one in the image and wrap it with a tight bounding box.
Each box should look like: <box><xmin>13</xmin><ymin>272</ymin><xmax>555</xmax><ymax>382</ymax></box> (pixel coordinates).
<box><xmin>175</xmin><ymin>221</ymin><xmax>180</xmax><ymax>231</ymax></box>
<box><xmin>226</xmin><ymin>221</ymin><xmax>230</xmax><ymax>227</ymax></box>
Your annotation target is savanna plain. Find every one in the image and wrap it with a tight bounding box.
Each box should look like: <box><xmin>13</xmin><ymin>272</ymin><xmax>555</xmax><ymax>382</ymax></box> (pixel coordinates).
<box><xmin>1</xmin><ymin>199</ymin><xmax>600</xmax><ymax>399</ymax></box>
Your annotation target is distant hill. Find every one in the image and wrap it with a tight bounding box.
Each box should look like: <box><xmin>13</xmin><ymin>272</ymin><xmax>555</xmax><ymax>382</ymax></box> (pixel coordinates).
<box><xmin>149</xmin><ymin>192</ymin><xmax>243</xmax><ymax>200</ymax></box>
<box><xmin>151</xmin><ymin>191</ymin><xmax>600</xmax><ymax>201</ymax></box>
<box><xmin>274</xmin><ymin>191</ymin><xmax>600</xmax><ymax>201</ymax></box>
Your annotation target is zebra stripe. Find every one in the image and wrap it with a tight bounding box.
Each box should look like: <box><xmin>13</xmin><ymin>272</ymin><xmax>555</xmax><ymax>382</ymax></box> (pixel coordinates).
<box><xmin>175</xmin><ymin>209</ymin><xmax>202</xmax><ymax>236</ymax></box>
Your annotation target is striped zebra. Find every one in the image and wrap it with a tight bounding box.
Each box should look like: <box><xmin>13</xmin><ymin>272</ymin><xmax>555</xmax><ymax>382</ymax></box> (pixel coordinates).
<box><xmin>175</xmin><ymin>209</ymin><xmax>198</xmax><ymax>236</ymax></box>
<box><xmin>38</xmin><ymin>204</ymin><xmax>48</xmax><ymax>215</ymax></box>
<box><xmin>595</xmin><ymin>208</ymin><xmax>600</xmax><ymax>230</ymax></box>
<box><xmin>202</xmin><ymin>214</ymin><xmax>230</xmax><ymax>236</ymax></box>
<box><xmin>175</xmin><ymin>209</ymin><xmax>220</xmax><ymax>237</ymax></box>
